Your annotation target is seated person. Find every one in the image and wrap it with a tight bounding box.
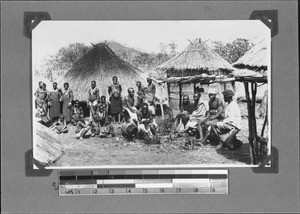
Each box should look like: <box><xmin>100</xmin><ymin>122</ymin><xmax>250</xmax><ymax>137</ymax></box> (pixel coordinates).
<box><xmin>184</xmin><ymin>92</ymin><xmax>208</xmax><ymax>142</ymax></box>
<box><xmin>173</xmin><ymin>94</ymin><xmax>195</xmax><ymax>133</ymax></box>
<box><xmin>51</xmin><ymin>115</ymin><xmax>68</xmax><ymax>134</ymax></box>
<box><xmin>98</xmin><ymin>95</ymin><xmax>109</xmax><ymax>116</ymax></box>
<box><xmin>201</xmin><ymin>88</ymin><xmax>224</xmax><ymax>144</ymax></box>
<box><xmin>71</xmin><ymin>100</ymin><xmax>84</xmax><ymax>126</ymax></box>
<box><xmin>99</xmin><ymin>116</ymin><xmax>115</xmax><ymax>138</ymax></box>
<box><xmin>123</xmin><ymin>87</ymin><xmax>138</xmax><ymax>122</ymax></box>
<box><xmin>75</xmin><ymin>114</ymin><xmax>100</xmax><ymax>139</ymax></box>
<box><xmin>137</xmin><ymin>103</ymin><xmax>158</xmax><ymax>141</ymax></box>
<box><xmin>120</xmin><ymin>113</ymin><xmax>138</xmax><ymax>141</ymax></box>
<box><xmin>97</xmin><ymin>105</ymin><xmax>107</xmax><ymax>127</ymax></box>
<box><xmin>211</xmin><ymin>90</ymin><xmax>242</xmax><ymax>149</ymax></box>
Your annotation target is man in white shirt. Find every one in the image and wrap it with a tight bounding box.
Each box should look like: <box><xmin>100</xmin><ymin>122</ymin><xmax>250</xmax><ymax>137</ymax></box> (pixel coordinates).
<box><xmin>211</xmin><ymin>90</ymin><xmax>242</xmax><ymax>149</ymax></box>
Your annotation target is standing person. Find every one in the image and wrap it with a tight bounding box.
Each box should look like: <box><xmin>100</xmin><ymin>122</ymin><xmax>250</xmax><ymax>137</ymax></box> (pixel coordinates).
<box><xmin>34</xmin><ymin>81</ymin><xmax>44</xmax><ymax>117</ymax></box>
<box><xmin>61</xmin><ymin>82</ymin><xmax>73</xmax><ymax>124</ymax></box>
<box><xmin>71</xmin><ymin>100</ymin><xmax>84</xmax><ymax>126</ymax></box>
<box><xmin>144</xmin><ymin>77</ymin><xmax>156</xmax><ymax>115</ymax></box>
<box><xmin>87</xmin><ymin>81</ymin><xmax>99</xmax><ymax>116</ymax></box>
<box><xmin>108</xmin><ymin>76</ymin><xmax>122</xmax><ymax>124</ymax></box>
<box><xmin>36</xmin><ymin>83</ymin><xmax>50</xmax><ymax>123</ymax></box>
<box><xmin>184</xmin><ymin>92</ymin><xmax>208</xmax><ymax>142</ymax></box>
<box><xmin>123</xmin><ymin>87</ymin><xmax>138</xmax><ymax>122</ymax></box>
<box><xmin>211</xmin><ymin>90</ymin><xmax>242</xmax><ymax>149</ymax></box>
<box><xmin>48</xmin><ymin>82</ymin><xmax>62</xmax><ymax>122</ymax></box>
<box><xmin>136</xmin><ymin>81</ymin><xmax>145</xmax><ymax>110</ymax></box>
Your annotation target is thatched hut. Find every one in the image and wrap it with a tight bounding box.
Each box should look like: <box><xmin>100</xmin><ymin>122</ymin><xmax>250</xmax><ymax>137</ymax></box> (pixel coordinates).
<box><xmin>33</xmin><ymin>70</ymin><xmax>53</xmax><ymax>90</ymax></box>
<box><xmin>233</xmin><ymin>38</ymin><xmax>269</xmax><ymax>74</ymax></box>
<box><xmin>232</xmin><ymin>38</ymin><xmax>270</xmax><ymax>165</ymax></box>
<box><xmin>155</xmin><ymin>39</ymin><xmax>234</xmax><ymax>110</ymax></box>
<box><xmin>58</xmin><ymin>43</ymin><xmax>147</xmax><ymax>101</ymax></box>
<box><xmin>157</xmin><ymin>38</ymin><xmax>233</xmax><ymax>77</ymax></box>
<box><xmin>33</xmin><ymin>122</ymin><xmax>64</xmax><ymax>166</ymax></box>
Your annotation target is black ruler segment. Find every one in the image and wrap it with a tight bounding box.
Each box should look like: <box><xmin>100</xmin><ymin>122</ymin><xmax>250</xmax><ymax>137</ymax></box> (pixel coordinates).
<box><xmin>59</xmin><ymin>175</ymin><xmax>76</xmax><ymax>180</ymax></box>
<box><xmin>91</xmin><ymin>175</ymin><xmax>110</xmax><ymax>180</ymax></box>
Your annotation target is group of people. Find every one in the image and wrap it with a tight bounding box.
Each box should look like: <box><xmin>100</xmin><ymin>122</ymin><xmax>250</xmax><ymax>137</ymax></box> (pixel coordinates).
<box><xmin>35</xmin><ymin>76</ymin><xmax>158</xmax><ymax>140</ymax></box>
<box><xmin>173</xmin><ymin>88</ymin><xmax>242</xmax><ymax>149</ymax></box>
<box><xmin>35</xmin><ymin>75</ymin><xmax>242</xmax><ymax>148</ymax></box>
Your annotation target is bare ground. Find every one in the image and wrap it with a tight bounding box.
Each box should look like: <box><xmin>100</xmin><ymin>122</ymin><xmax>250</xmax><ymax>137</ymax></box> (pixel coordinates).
<box><xmin>45</xmin><ymin>103</ymin><xmax>268</xmax><ymax>167</ymax></box>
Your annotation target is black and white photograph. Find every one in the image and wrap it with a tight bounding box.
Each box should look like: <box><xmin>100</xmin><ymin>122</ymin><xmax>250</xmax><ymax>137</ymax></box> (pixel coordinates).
<box><xmin>32</xmin><ymin>20</ymin><xmax>271</xmax><ymax>168</ymax></box>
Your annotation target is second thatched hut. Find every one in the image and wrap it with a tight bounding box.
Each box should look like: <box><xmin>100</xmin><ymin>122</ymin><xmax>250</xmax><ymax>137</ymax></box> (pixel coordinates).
<box><xmin>155</xmin><ymin>39</ymin><xmax>234</xmax><ymax>110</ymax></box>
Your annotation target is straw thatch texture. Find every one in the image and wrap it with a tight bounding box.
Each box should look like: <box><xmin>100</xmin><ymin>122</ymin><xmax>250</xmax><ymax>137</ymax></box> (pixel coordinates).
<box><xmin>58</xmin><ymin>43</ymin><xmax>147</xmax><ymax>101</ymax></box>
<box><xmin>33</xmin><ymin>122</ymin><xmax>63</xmax><ymax>166</ymax></box>
<box><xmin>156</xmin><ymin>39</ymin><xmax>233</xmax><ymax>77</ymax></box>
<box><xmin>33</xmin><ymin>70</ymin><xmax>53</xmax><ymax>89</ymax></box>
<box><xmin>233</xmin><ymin>39</ymin><xmax>268</xmax><ymax>70</ymax></box>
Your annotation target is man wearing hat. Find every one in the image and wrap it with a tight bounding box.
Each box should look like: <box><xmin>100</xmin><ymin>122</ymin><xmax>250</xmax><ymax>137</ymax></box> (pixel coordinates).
<box><xmin>211</xmin><ymin>89</ymin><xmax>242</xmax><ymax>149</ymax></box>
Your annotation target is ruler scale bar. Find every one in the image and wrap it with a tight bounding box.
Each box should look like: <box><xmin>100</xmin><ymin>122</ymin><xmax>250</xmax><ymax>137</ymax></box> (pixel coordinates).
<box><xmin>59</xmin><ymin>170</ymin><xmax>228</xmax><ymax>195</ymax></box>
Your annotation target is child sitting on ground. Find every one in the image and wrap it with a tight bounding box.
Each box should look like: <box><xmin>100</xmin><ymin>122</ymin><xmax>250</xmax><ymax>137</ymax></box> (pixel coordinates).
<box><xmin>99</xmin><ymin>116</ymin><xmax>115</xmax><ymax>138</ymax></box>
<box><xmin>97</xmin><ymin>105</ymin><xmax>107</xmax><ymax>127</ymax></box>
<box><xmin>75</xmin><ymin>114</ymin><xmax>101</xmax><ymax>139</ymax></box>
<box><xmin>51</xmin><ymin>115</ymin><xmax>68</xmax><ymax>134</ymax></box>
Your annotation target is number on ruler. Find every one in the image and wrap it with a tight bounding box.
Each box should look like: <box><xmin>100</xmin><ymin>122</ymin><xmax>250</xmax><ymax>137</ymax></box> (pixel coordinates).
<box><xmin>211</xmin><ymin>187</ymin><xmax>215</xmax><ymax>192</ymax></box>
<box><xmin>160</xmin><ymin>188</ymin><xmax>165</xmax><ymax>193</ymax></box>
<box><xmin>127</xmin><ymin>188</ymin><xmax>131</xmax><ymax>193</ymax></box>
<box><xmin>92</xmin><ymin>189</ymin><xmax>98</xmax><ymax>194</ymax></box>
<box><xmin>66</xmin><ymin>189</ymin><xmax>73</xmax><ymax>194</ymax></box>
<box><xmin>194</xmin><ymin>188</ymin><xmax>198</xmax><ymax>193</ymax></box>
<box><xmin>143</xmin><ymin>188</ymin><xmax>148</xmax><ymax>193</ymax></box>
<box><xmin>110</xmin><ymin>188</ymin><xmax>114</xmax><ymax>194</ymax></box>
<box><xmin>176</xmin><ymin>188</ymin><xmax>181</xmax><ymax>193</ymax></box>
<box><xmin>52</xmin><ymin>182</ymin><xmax>59</xmax><ymax>191</ymax></box>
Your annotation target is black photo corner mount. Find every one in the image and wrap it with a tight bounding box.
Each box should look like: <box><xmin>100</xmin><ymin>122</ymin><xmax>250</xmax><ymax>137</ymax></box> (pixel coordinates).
<box><xmin>23</xmin><ymin>12</ymin><xmax>51</xmax><ymax>39</ymax></box>
<box><xmin>252</xmin><ymin>146</ymin><xmax>279</xmax><ymax>173</ymax></box>
<box><xmin>250</xmin><ymin>10</ymin><xmax>278</xmax><ymax>173</ymax></box>
<box><xmin>25</xmin><ymin>149</ymin><xmax>53</xmax><ymax>177</ymax></box>
<box><xmin>25</xmin><ymin>11</ymin><xmax>52</xmax><ymax>177</ymax></box>
<box><xmin>250</xmin><ymin>10</ymin><xmax>278</xmax><ymax>38</ymax></box>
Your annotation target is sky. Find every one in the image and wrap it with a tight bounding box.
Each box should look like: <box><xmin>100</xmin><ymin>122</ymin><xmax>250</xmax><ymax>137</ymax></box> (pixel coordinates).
<box><xmin>33</xmin><ymin>20</ymin><xmax>270</xmax><ymax>68</ymax></box>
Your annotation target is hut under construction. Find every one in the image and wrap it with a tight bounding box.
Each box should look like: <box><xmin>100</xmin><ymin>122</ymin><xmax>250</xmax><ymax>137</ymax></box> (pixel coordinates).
<box><xmin>58</xmin><ymin>43</ymin><xmax>147</xmax><ymax>101</ymax></box>
<box><xmin>155</xmin><ymin>39</ymin><xmax>235</xmax><ymax>110</ymax></box>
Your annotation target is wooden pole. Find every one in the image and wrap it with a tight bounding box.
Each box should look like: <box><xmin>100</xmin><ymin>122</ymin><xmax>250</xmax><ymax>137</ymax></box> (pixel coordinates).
<box><xmin>160</xmin><ymin>84</ymin><xmax>164</xmax><ymax>120</ymax></box>
<box><xmin>179</xmin><ymin>82</ymin><xmax>182</xmax><ymax>110</ymax></box>
<box><xmin>223</xmin><ymin>82</ymin><xmax>226</xmax><ymax>90</ymax></box>
<box><xmin>261</xmin><ymin>107</ymin><xmax>268</xmax><ymax>137</ymax></box>
<box><xmin>167</xmin><ymin>82</ymin><xmax>171</xmax><ymax>104</ymax></box>
<box><xmin>251</xmin><ymin>82</ymin><xmax>259</xmax><ymax>163</ymax></box>
<box><xmin>194</xmin><ymin>82</ymin><xmax>196</xmax><ymax>93</ymax></box>
<box><xmin>244</xmin><ymin>82</ymin><xmax>255</xmax><ymax>164</ymax></box>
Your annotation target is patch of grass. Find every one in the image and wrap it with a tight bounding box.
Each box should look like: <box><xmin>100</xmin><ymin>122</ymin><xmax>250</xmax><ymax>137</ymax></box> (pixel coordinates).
<box><xmin>156</xmin><ymin>116</ymin><xmax>175</xmax><ymax>135</ymax></box>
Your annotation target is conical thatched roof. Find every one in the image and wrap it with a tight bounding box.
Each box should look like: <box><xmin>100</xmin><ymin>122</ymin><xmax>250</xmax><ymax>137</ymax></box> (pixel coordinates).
<box><xmin>34</xmin><ymin>70</ymin><xmax>53</xmax><ymax>90</ymax></box>
<box><xmin>58</xmin><ymin>43</ymin><xmax>147</xmax><ymax>101</ymax></box>
<box><xmin>156</xmin><ymin>39</ymin><xmax>233</xmax><ymax>77</ymax></box>
<box><xmin>233</xmin><ymin>38</ymin><xmax>268</xmax><ymax>70</ymax></box>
